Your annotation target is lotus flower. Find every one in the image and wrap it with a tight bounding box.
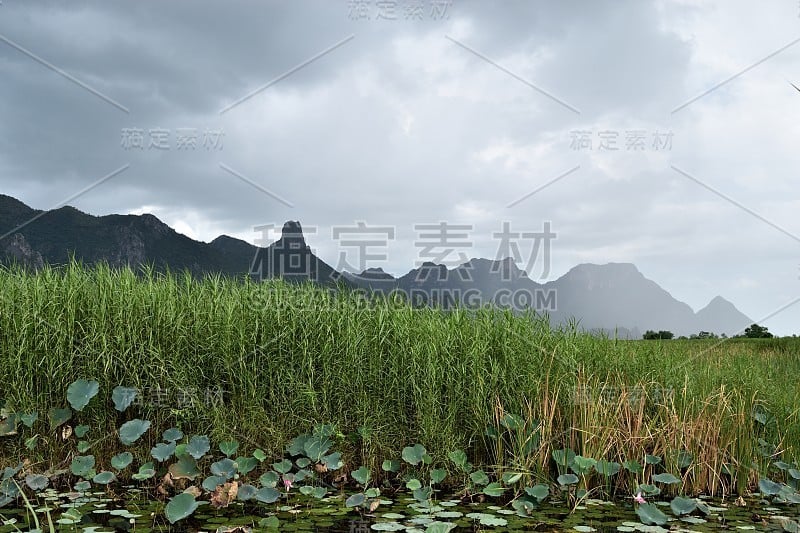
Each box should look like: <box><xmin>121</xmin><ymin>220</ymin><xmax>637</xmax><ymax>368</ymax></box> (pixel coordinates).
<box><xmin>283</xmin><ymin>476</ymin><xmax>293</xmax><ymax>490</ymax></box>
<box><xmin>633</xmin><ymin>492</ymin><xmax>646</xmax><ymax>504</ymax></box>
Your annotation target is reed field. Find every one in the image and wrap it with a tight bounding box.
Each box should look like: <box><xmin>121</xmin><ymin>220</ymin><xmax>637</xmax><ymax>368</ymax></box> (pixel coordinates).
<box><xmin>0</xmin><ymin>262</ymin><xmax>798</xmax><ymax>497</ymax></box>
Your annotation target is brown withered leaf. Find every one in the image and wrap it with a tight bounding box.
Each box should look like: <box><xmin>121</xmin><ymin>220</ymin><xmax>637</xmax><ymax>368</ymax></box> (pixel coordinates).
<box><xmin>61</xmin><ymin>425</ymin><xmax>73</xmax><ymax>440</ymax></box>
<box><xmin>314</xmin><ymin>463</ymin><xmax>328</xmax><ymax>474</ymax></box>
<box><xmin>183</xmin><ymin>485</ymin><xmax>202</xmax><ymax>498</ymax></box>
<box><xmin>368</xmin><ymin>499</ymin><xmax>380</xmax><ymax>513</ymax></box>
<box><xmin>210</xmin><ymin>481</ymin><xmax>239</xmax><ymax>509</ymax></box>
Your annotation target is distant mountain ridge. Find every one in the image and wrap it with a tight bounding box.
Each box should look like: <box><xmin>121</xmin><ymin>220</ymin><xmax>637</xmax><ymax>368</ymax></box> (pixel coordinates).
<box><xmin>0</xmin><ymin>194</ymin><xmax>753</xmax><ymax>336</ymax></box>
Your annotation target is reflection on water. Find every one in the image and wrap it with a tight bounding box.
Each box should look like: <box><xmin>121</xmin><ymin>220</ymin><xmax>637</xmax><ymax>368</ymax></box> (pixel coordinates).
<box><xmin>0</xmin><ymin>490</ymin><xmax>797</xmax><ymax>532</ymax></box>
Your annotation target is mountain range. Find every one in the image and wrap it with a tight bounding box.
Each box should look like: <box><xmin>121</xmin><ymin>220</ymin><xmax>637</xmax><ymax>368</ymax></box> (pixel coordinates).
<box><xmin>0</xmin><ymin>194</ymin><xmax>753</xmax><ymax>337</ymax></box>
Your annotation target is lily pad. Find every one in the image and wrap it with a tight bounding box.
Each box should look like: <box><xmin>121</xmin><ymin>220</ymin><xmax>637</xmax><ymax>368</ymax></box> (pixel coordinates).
<box><xmin>48</xmin><ymin>407</ymin><xmax>72</xmax><ymax>428</ymax></box>
<box><xmin>70</xmin><ymin>455</ymin><xmax>95</xmax><ymax>477</ymax></box>
<box><xmin>652</xmin><ymin>473</ymin><xmax>681</xmax><ymax>484</ymax></box>
<box><xmin>162</xmin><ymin>427</ymin><xmax>184</xmax><ymax>442</ymax></box>
<box><xmin>165</xmin><ymin>493</ymin><xmax>199</xmax><ymax>524</ymax></box>
<box><xmin>186</xmin><ymin>435</ymin><xmax>210</xmax><ymax>459</ymax></box>
<box><xmin>111</xmin><ymin>386</ymin><xmax>137</xmax><ymax>412</ymax></box>
<box><xmin>636</xmin><ymin>503</ymin><xmax>668</xmax><ymax>526</ymax></box>
<box><xmin>402</xmin><ymin>444</ymin><xmax>427</xmax><ymax>466</ymax></box>
<box><xmin>92</xmin><ymin>471</ymin><xmax>116</xmax><ymax>485</ymax></box>
<box><xmin>151</xmin><ymin>442</ymin><xmax>176</xmax><ymax>462</ymax></box>
<box><xmin>119</xmin><ymin>419</ymin><xmax>150</xmax><ymax>445</ymax></box>
<box><xmin>66</xmin><ymin>379</ymin><xmax>99</xmax><ymax>411</ymax></box>
<box><xmin>352</xmin><ymin>466</ymin><xmax>371</xmax><ymax>485</ymax></box>
<box><xmin>111</xmin><ymin>452</ymin><xmax>133</xmax><ymax>470</ymax></box>
<box><xmin>25</xmin><ymin>474</ymin><xmax>49</xmax><ymax>491</ymax></box>
<box><xmin>670</xmin><ymin>496</ymin><xmax>697</xmax><ymax>515</ymax></box>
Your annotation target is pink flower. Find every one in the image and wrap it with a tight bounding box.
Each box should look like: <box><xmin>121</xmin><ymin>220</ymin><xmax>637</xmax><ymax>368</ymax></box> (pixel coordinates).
<box><xmin>283</xmin><ymin>476</ymin><xmax>293</xmax><ymax>490</ymax></box>
<box><xmin>634</xmin><ymin>492</ymin><xmax>646</xmax><ymax>504</ymax></box>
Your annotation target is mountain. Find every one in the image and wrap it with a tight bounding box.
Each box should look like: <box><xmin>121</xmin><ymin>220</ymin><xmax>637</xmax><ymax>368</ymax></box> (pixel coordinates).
<box><xmin>0</xmin><ymin>194</ymin><xmax>753</xmax><ymax>335</ymax></box>
<box><xmin>695</xmin><ymin>296</ymin><xmax>753</xmax><ymax>336</ymax></box>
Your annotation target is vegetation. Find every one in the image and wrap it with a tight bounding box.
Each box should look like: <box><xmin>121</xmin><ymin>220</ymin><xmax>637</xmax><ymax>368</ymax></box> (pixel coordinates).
<box><xmin>0</xmin><ymin>262</ymin><xmax>799</xmax><ymax>527</ymax></box>
<box><xmin>642</xmin><ymin>330</ymin><xmax>674</xmax><ymax>340</ymax></box>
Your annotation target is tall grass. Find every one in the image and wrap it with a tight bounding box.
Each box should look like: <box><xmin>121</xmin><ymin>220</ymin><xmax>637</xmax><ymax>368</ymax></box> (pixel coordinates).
<box><xmin>0</xmin><ymin>261</ymin><xmax>797</xmax><ymax>496</ymax></box>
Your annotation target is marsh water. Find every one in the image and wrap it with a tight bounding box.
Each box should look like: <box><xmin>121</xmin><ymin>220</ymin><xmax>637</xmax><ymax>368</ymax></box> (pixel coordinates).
<box><xmin>0</xmin><ymin>488</ymin><xmax>797</xmax><ymax>533</ymax></box>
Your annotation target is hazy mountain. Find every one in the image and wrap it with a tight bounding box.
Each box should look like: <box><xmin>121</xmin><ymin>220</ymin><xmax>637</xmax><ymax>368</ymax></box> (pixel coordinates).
<box><xmin>0</xmin><ymin>194</ymin><xmax>752</xmax><ymax>335</ymax></box>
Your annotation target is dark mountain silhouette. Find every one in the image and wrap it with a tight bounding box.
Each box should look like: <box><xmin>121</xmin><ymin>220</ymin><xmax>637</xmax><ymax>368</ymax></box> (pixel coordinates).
<box><xmin>0</xmin><ymin>194</ymin><xmax>752</xmax><ymax>335</ymax></box>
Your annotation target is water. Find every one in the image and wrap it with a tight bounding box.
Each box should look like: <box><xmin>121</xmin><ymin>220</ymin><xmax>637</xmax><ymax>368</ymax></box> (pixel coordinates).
<box><xmin>0</xmin><ymin>490</ymin><xmax>796</xmax><ymax>532</ymax></box>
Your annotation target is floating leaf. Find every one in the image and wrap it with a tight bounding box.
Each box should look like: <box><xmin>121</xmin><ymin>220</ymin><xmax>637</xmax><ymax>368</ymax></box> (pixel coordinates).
<box><xmin>19</xmin><ymin>412</ymin><xmax>37</xmax><ymax>428</ymax></box>
<box><xmin>500</xmin><ymin>413</ymin><xmax>524</xmax><ymax>430</ymax></box>
<box><xmin>303</xmin><ymin>435</ymin><xmax>332</xmax><ymax>461</ymax></box>
<box><xmin>186</xmin><ymin>435</ymin><xmax>210</xmax><ymax>459</ymax></box>
<box><xmin>259</xmin><ymin>516</ymin><xmax>280</xmax><ymax>529</ymax></box>
<box><xmin>93</xmin><ymin>471</ymin><xmax>116</xmax><ymax>485</ymax></box>
<box><xmin>132</xmin><ymin>463</ymin><xmax>156</xmax><ymax>481</ymax></box>
<box><xmin>272</xmin><ymin>458</ymin><xmax>292</xmax><ymax>474</ymax></box>
<box><xmin>24</xmin><ymin>435</ymin><xmax>38</xmax><ymax>450</ymax></box>
<box><xmin>674</xmin><ymin>450</ymin><xmax>693</xmax><ymax>469</ymax></box>
<box><xmin>24</xmin><ymin>474</ymin><xmax>48</xmax><ymax>491</ymax></box>
<box><xmin>311</xmin><ymin>486</ymin><xmax>326</xmax><ymax>499</ymax></box>
<box><xmin>165</xmin><ymin>493</ymin><xmax>199</xmax><ymax>524</ymax></box>
<box><xmin>260</xmin><ymin>471</ymin><xmax>279</xmax><ymax>488</ymax></box>
<box><xmin>151</xmin><ymin>442</ymin><xmax>176</xmax><ymax>462</ymax></box>
<box><xmin>111</xmin><ymin>452</ymin><xmax>133</xmax><ymax>470</ymax></box>
<box><xmin>211</xmin><ymin>458</ymin><xmax>237</xmax><ymax>479</ymax></box>
<box><xmin>295</xmin><ymin>457</ymin><xmax>311</xmax><ymax>468</ymax></box>
<box><xmin>170</xmin><ymin>456</ymin><xmax>200</xmax><ymax>480</ymax></box>
<box><xmin>237</xmin><ymin>483</ymin><xmax>257</xmax><ymax>501</ymax></box>
<box><xmin>219</xmin><ymin>440</ymin><xmax>239</xmax><ymax>457</ymax></box>
<box><xmin>652</xmin><ymin>473</ymin><xmax>681</xmax><ymax>484</ymax></box>
<box><xmin>425</xmin><ymin>523</ymin><xmax>456</xmax><ymax>533</ymax></box>
<box><xmin>202</xmin><ymin>475</ymin><xmax>227</xmax><ymax>492</ymax></box>
<box><xmin>571</xmin><ymin>456</ymin><xmax>596</xmax><ymax>475</ymax></box>
<box><xmin>70</xmin><ymin>455</ymin><xmax>95</xmax><ymax>477</ymax></box>
<box><xmin>66</xmin><ymin>380</ymin><xmax>99</xmax><ymax>411</ymax></box>
<box><xmin>552</xmin><ymin>448</ymin><xmax>576</xmax><ymax>474</ymax></box>
<box><xmin>352</xmin><ymin>466</ymin><xmax>371</xmax><ymax>485</ymax></box>
<box><xmin>557</xmin><ymin>473</ymin><xmax>579</xmax><ymax>485</ymax></box>
<box><xmin>112</xmin><ymin>386</ymin><xmax>137</xmax><ymax>412</ymax></box>
<box><xmin>402</xmin><ymin>444</ymin><xmax>427</xmax><ymax>466</ymax></box>
<box><xmin>482</xmin><ymin>482</ymin><xmax>504</xmax><ymax>497</ymax></box>
<box><xmin>346</xmin><ymin>493</ymin><xmax>366</xmax><ymax>507</ymax></box>
<box><xmin>74</xmin><ymin>425</ymin><xmax>90</xmax><ymax>438</ymax></box>
<box><xmin>636</xmin><ymin>502</ymin><xmax>668</xmax><ymax>525</ymax></box>
<box><xmin>119</xmin><ymin>419</ymin><xmax>150</xmax><ymax>445</ymax></box>
<box><xmin>47</xmin><ymin>407</ymin><xmax>72</xmax><ymax>428</ymax></box>
<box><xmin>406</xmin><ymin>478</ymin><xmax>422</xmax><ymax>490</ymax></box>
<box><xmin>255</xmin><ymin>487</ymin><xmax>281</xmax><ymax>504</ymax></box>
<box><xmin>470</xmin><ymin>470</ymin><xmax>489</xmax><ymax>485</ymax></box>
<box><xmin>623</xmin><ymin>459</ymin><xmax>643</xmax><ymax>474</ymax></box>
<box><xmin>322</xmin><ymin>452</ymin><xmax>343</xmax><ymax>470</ymax></box>
<box><xmin>637</xmin><ymin>483</ymin><xmax>661</xmax><ymax>496</ymax></box>
<box><xmin>596</xmin><ymin>460</ymin><xmax>621</xmax><ymax>477</ymax></box>
<box><xmin>382</xmin><ymin>459</ymin><xmax>400</xmax><ymax>472</ymax></box>
<box><xmin>525</xmin><ymin>484</ymin><xmax>549</xmax><ymax>502</ymax></box>
<box><xmin>74</xmin><ymin>480</ymin><xmax>91</xmax><ymax>492</ymax></box>
<box><xmin>163</xmin><ymin>428</ymin><xmax>184</xmax><ymax>442</ymax></box>
<box><xmin>253</xmin><ymin>449</ymin><xmax>267</xmax><ymax>462</ymax></box>
<box><xmin>77</xmin><ymin>440</ymin><xmax>91</xmax><ymax>453</ymax></box>
<box><xmin>759</xmin><ymin>478</ymin><xmax>784</xmax><ymax>495</ymax></box>
<box><xmin>645</xmin><ymin>454</ymin><xmax>662</xmax><ymax>465</ymax></box>
<box><xmin>670</xmin><ymin>496</ymin><xmax>697</xmax><ymax>515</ymax></box>
<box><xmin>234</xmin><ymin>456</ymin><xmax>258</xmax><ymax>476</ymax></box>
<box><xmin>431</xmin><ymin>469</ymin><xmax>447</xmax><ymax>484</ymax></box>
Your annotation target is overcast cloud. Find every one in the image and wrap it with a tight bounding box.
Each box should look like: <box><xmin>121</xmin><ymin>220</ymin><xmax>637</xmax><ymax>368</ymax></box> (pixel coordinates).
<box><xmin>1</xmin><ymin>0</ymin><xmax>799</xmax><ymax>334</ymax></box>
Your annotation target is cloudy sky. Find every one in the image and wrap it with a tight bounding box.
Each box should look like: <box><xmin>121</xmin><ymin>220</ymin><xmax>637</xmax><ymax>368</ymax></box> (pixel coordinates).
<box><xmin>1</xmin><ymin>0</ymin><xmax>799</xmax><ymax>334</ymax></box>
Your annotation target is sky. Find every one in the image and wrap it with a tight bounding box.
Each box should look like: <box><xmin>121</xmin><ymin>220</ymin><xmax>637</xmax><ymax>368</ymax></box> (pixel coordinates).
<box><xmin>1</xmin><ymin>0</ymin><xmax>799</xmax><ymax>334</ymax></box>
